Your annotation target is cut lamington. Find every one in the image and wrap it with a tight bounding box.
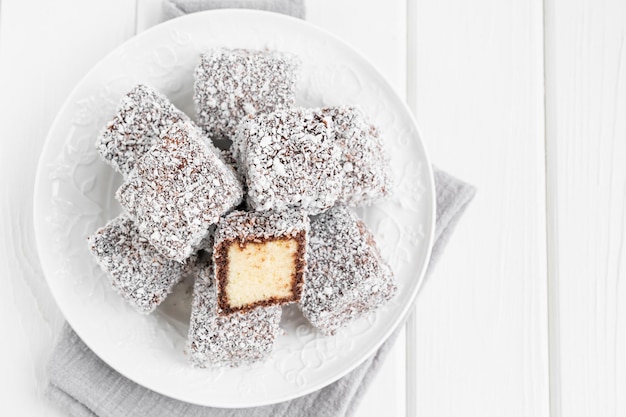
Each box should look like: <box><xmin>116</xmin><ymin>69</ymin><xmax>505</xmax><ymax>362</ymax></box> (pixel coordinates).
<box><xmin>116</xmin><ymin>120</ymin><xmax>243</xmax><ymax>262</ymax></box>
<box><xmin>194</xmin><ymin>48</ymin><xmax>299</xmax><ymax>139</ymax></box>
<box><xmin>323</xmin><ymin>106</ymin><xmax>392</xmax><ymax>205</ymax></box>
<box><xmin>187</xmin><ymin>263</ymin><xmax>282</xmax><ymax>368</ymax></box>
<box><xmin>96</xmin><ymin>84</ymin><xmax>193</xmax><ymax>177</ymax></box>
<box><xmin>233</xmin><ymin>108</ymin><xmax>342</xmax><ymax>214</ymax></box>
<box><xmin>213</xmin><ymin>210</ymin><xmax>308</xmax><ymax>315</ymax></box>
<box><xmin>87</xmin><ymin>214</ymin><xmax>187</xmax><ymax>314</ymax></box>
<box><xmin>300</xmin><ymin>207</ymin><xmax>397</xmax><ymax>335</ymax></box>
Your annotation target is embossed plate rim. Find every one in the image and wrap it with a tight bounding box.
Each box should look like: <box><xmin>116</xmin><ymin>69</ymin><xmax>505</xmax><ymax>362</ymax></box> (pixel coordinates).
<box><xmin>33</xmin><ymin>10</ymin><xmax>435</xmax><ymax>408</ymax></box>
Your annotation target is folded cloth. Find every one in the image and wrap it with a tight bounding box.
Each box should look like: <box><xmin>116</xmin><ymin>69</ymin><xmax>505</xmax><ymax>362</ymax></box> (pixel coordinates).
<box><xmin>46</xmin><ymin>168</ymin><xmax>475</xmax><ymax>417</ymax></box>
<box><xmin>162</xmin><ymin>0</ymin><xmax>306</xmax><ymax>20</ymax></box>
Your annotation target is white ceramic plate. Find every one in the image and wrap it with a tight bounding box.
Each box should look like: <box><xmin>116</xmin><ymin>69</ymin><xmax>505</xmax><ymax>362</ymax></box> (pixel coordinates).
<box><xmin>34</xmin><ymin>10</ymin><xmax>435</xmax><ymax>408</ymax></box>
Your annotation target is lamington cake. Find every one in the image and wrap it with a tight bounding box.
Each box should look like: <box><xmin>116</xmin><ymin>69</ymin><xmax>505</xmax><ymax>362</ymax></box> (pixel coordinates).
<box><xmin>194</xmin><ymin>48</ymin><xmax>299</xmax><ymax>139</ymax></box>
<box><xmin>233</xmin><ymin>108</ymin><xmax>342</xmax><ymax>214</ymax></box>
<box><xmin>116</xmin><ymin>120</ymin><xmax>243</xmax><ymax>262</ymax></box>
<box><xmin>324</xmin><ymin>106</ymin><xmax>392</xmax><ymax>205</ymax></box>
<box><xmin>187</xmin><ymin>264</ymin><xmax>282</xmax><ymax>368</ymax></box>
<box><xmin>300</xmin><ymin>207</ymin><xmax>397</xmax><ymax>335</ymax></box>
<box><xmin>87</xmin><ymin>214</ymin><xmax>187</xmax><ymax>314</ymax></box>
<box><xmin>96</xmin><ymin>84</ymin><xmax>193</xmax><ymax>177</ymax></box>
<box><xmin>213</xmin><ymin>210</ymin><xmax>308</xmax><ymax>315</ymax></box>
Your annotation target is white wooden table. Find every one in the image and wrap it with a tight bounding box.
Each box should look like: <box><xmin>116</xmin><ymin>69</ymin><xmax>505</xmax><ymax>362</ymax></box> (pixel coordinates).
<box><xmin>1</xmin><ymin>0</ymin><xmax>624</xmax><ymax>415</ymax></box>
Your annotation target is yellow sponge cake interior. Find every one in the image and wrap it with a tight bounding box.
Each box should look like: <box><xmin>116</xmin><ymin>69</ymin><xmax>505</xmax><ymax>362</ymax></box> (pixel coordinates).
<box><xmin>213</xmin><ymin>210</ymin><xmax>308</xmax><ymax>315</ymax></box>
<box><xmin>225</xmin><ymin>238</ymin><xmax>299</xmax><ymax>308</ymax></box>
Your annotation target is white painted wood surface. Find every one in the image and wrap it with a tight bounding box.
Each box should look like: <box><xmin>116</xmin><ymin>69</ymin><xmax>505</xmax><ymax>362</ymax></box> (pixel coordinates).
<box><xmin>410</xmin><ymin>0</ymin><xmax>550</xmax><ymax>416</ymax></box>
<box><xmin>0</xmin><ymin>1</ymin><xmax>136</xmax><ymax>416</ymax></box>
<box><xmin>545</xmin><ymin>1</ymin><xmax>626</xmax><ymax>416</ymax></box>
<box><xmin>2</xmin><ymin>0</ymin><xmax>624</xmax><ymax>416</ymax></box>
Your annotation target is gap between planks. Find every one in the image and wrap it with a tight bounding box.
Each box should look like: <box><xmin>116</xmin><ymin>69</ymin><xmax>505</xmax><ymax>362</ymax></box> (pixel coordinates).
<box><xmin>543</xmin><ymin>0</ymin><xmax>561</xmax><ymax>416</ymax></box>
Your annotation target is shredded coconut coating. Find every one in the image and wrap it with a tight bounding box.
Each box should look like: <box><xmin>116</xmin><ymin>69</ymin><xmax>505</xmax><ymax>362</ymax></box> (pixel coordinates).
<box><xmin>323</xmin><ymin>106</ymin><xmax>392</xmax><ymax>205</ymax></box>
<box><xmin>96</xmin><ymin>84</ymin><xmax>193</xmax><ymax>177</ymax></box>
<box><xmin>217</xmin><ymin>146</ymin><xmax>246</xmax><ymax>189</ymax></box>
<box><xmin>233</xmin><ymin>108</ymin><xmax>342</xmax><ymax>214</ymax></box>
<box><xmin>194</xmin><ymin>48</ymin><xmax>299</xmax><ymax>139</ymax></box>
<box><xmin>214</xmin><ymin>209</ymin><xmax>309</xmax><ymax>244</ymax></box>
<box><xmin>233</xmin><ymin>106</ymin><xmax>392</xmax><ymax>213</ymax></box>
<box><xmin>300</xmin><ymin>207</ymin><xmax>397</xmax><ymax>335</ymax></box>
<box><xmin>187</xmin><ymin>265</ymin><xmax>282</xmax><ymax>368</ymax></box>
<box><xmin>87</xmin><ymin>214</ymin><xmax>186</xmax><ymax>314</ymax></box>
<box><xmin>116</xmin><ymin>120</ymin><xmax>244</xmax><ymax>262</ymax></box>
<box><xmin>219</xmin><ymin>147</ymin><xmax>238</xmax><ymax>168</ymax></box>
<box><xmin>213</xmin><ymin>210</ymin><xmax>309</xmax><ymax>314</ymax></box>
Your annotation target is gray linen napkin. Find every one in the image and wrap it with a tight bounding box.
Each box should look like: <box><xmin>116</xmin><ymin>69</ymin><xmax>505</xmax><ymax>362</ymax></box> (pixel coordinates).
<box><xmin>162</xmin><ymin>0</ymin><xmax>306</xmax><ymax>20</ymax></box>
<box><xmin>46</xmin><ymin>168</ymin><xmax>475</xmax><ymax>417</ymax></box>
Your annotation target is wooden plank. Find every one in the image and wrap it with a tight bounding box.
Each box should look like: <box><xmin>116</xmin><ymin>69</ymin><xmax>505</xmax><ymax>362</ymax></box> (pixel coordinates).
<box><xmin>307</xmin><ymin>0</ymin><xmax>407</xmax><ymax>98</ymax></box>
<box><xmin>405</xmin><ymin>2</ymin><xmax>419</xmax><ymax>415</ymax></box>
<box><xmin>136</xmin><ymin>0</ymin><xmax>163</xmax><ymax>33</ymax></box>
<box><xmin>410</xmin><ymin>0</ymin><xmax>550</xmax><ymax>416</ymax></box>
<box><xmin>545</xmin><ymin>0</ymin><xmax>626</xmax><ymax>415</ymax></box>
<box><xmin>0</xmin><ymin>0</ymin><xmax>137</xmax><ymax>414</ymax></box>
